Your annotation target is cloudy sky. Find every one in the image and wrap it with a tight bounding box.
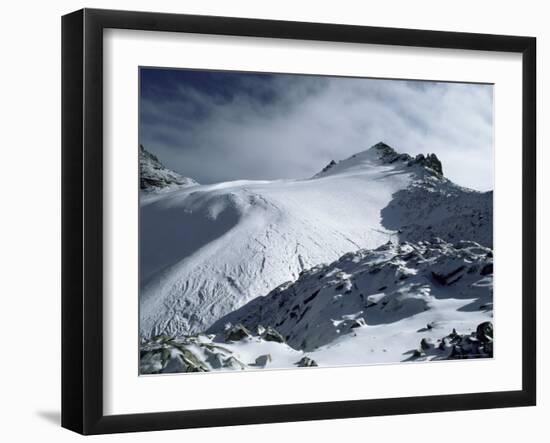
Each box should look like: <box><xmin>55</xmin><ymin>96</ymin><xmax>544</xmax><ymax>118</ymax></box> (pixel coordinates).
<box><xmin>140</xmin><ymin>68</ymin><xmax>493</xmax><ymax>191</ymax></box>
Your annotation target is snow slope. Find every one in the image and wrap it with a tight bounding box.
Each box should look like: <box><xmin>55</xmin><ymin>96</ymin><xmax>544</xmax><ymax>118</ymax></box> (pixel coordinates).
<box><xmin>141</xmin><ymin>239</ymin><xmax>493</xmax><ymax>373</ymax></box>
<box><xmin>140</xmin><ymin>142</ymin><xmax>492</xmax><ymax>339</ymax></box>
<box><xmin>382</xmin><ymin>174</ymin><xmax>493</xmax><ymax>248</ymax></box>
<box><xmin>208</xmin><ymin>239</ymin><xmax>493</xmax><ymax>365</ymax></box>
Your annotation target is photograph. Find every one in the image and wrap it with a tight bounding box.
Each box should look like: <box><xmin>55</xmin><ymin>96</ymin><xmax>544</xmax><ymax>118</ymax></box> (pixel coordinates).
<box><xmin>138</xmin><ymin>68</ymin><xmax>494</xmax><ymax>374</ymax></box>
<box><xmin>0</xmin><ymin>1</ymin><xmax>541</xmax><ymax>439</ymax></box>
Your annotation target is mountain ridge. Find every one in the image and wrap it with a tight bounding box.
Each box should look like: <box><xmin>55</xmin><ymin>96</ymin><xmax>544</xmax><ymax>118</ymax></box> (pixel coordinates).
<box><xmin>139</xmin><ymin>144</ymin><xmax>198</xmax><ymax>192</ymax></box>
<box><xmin>314</xmin><ymin>142</ymin><xmax>444</xmax><ymax>178</ymax></box>
<box><xmin>208</xmin><ymin>238</ymin><xmax>493</xmax><ymax>352</ymax></box>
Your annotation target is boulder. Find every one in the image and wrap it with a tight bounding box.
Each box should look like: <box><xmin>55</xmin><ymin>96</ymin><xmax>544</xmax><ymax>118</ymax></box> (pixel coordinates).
<box><xmin>222</xmin><ymin>356</ymin><xmax>246</xmax><ymax>370</ymax></box>
<box><xmin>225</xmin><ymin>324</ymin><xmax>252</xmax><ymax>342</ymax></box>
<box><xmin>262</xmin><ymin>326</ymin><xmax>285</xmax><ymax>343</ymax></box>
<box><xmin>476</xmin><ymin>321</ymin><xmax>493</xmax><ymax>342</ymax></box>
<box><xmin>204</xmin><ymin>349</ymin><xmax>224</xmax><ymax>369</ymax></box>
<box><xmin>430</xmin><ymin>323</ymin><xmax>494</xmax><ymax>360</ymax></box>
<box><xmin>296</xmin><ymin>356</ymin><xmax>318</xmax><ymax>367</ymax></box>
<box><xmin>425</xmin><ymin>153</ymin><xmax>443</xmax><ymax>175</ymax></box>
<box><xmin>420</xmin><ymin>337</ymin><xmax>435</xmax><ymax>351</ymax></box>
<box><xmin>162</xmin><ymin>355</ymin><xmax>188</xmax><ymax>373</ymax></box>
<box><xmin>254</xmin><ymin>354</ymin><xmax>272</xmax><ymax>367</ymax></box>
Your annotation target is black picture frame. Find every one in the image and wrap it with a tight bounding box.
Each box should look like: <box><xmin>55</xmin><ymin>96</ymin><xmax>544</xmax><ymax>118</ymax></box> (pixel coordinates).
<box><xmin>61</xmin><ymin>8</ymin><xmax>537</xmax><ymax>435</ymax></box>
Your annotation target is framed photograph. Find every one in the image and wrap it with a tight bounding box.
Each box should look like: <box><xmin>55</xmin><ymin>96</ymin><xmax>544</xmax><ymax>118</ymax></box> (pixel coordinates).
<box><xmin>61</xmin><ymin>8</ymin><xmax>536</xmax><ymax>435</ymax></box>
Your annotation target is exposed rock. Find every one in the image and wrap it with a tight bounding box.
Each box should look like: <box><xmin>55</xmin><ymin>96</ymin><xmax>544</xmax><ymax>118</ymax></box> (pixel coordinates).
<box><xmin>431</xmin><ymin>265</ymin><xmax>466</xmax><ymax>286</ymax></box>
<box><xmin>372</xmin><ymin>142</ymin><xmax>403</xmax><ymax>162</ymax></box>
<box><xmin>163</xmin><ymin>355</ymin><xmax>188</xmax><ymax>373</ymax></box>
<box><xmin>139</xmin><ymin>335</ymin><xmax>211</xmax><ymax>374</ymax></box>
<box><xmin>296</xmin><ymin>356</ymin><xmax>318</xmax><ymax>367</ymax></box>
<box><xmin>262</xmin><ymin>326</ymin><xmax>285</xmax><ymax>343</ymax></box>
<box><xmin>223</xmin><ymin>356</ymin><xmax>246</xmax><ymax>370</ymax></box>
<box><xmin>414</xmin><ymin>322</ymin><xmax>494</xmax><ymax>361</ymax></box>
<box><xmin>480</xmin><ymin>263</ymin><xmax>493</xmax><ymax>276</ymax></box>
<box><xmin>371</xmin><ymin>142</ymin><xmax>443</xmax><ymax>176</ymax></box>
<box><xmin>420</xmin><ymin>337</ymin><xmax>435</xmax><ymax>351</ymax></box>
<box><xmin>210</xmin><ymin>239</ymin><xmax>493</xmax><ymax>353</ymax></box>
<box><xmin>254</xmin><ymin>354</ymin><xmax>272</xmax><ymax>367</ymax></box>
<box><xmin>476</xmin><ymin>321</ymin><xmax>493</xmax><ymax>342</ymax></box>
<box><xmin>225</xmin><ymin>324</ymin><xmax>252</xmax><ymax>342</ymax></box>
<box><xmin>204</xmin><ymin>349</ymin><xmax>225</xmax><ymax>369</ymax></box>
<box><xmin>314</xmin><ymin>142</ymin><xmax>444</xmax><ymax>180</ymax></box>
<box><xmin>140</xmin><ymin>144</ymin><xmax>197</xmax><ymax>191</ymax></box>
<box><xmin>320</xmin><ymin>160</ymin><xmax>337</xmax><ymax>174</ymax></box>
<box><xmin>139</xmin><ymin>350</ymin><xmax>164</xmax><ymax>374</ymax></box>
<box><xmin>381</xmin><ymin>177</ymin><xmax>492</xmax><ymax>249</ymax></box>
<box><xmin>410</xmin><ymin>153</ymin><xmax>443</xmax><ymax>176</ymax></box>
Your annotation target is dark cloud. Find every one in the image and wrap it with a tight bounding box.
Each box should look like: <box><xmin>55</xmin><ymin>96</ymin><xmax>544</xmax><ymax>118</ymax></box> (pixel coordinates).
<box><xmin>140</xmin><ymin>68</ymin><xmax>493</xmax><ymax>191</ymax></box>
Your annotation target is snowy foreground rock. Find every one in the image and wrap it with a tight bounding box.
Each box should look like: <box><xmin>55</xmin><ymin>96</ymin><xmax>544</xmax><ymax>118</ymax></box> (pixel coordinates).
<box><xmin>139</xmin><ymin>142</ymin><xmax>492</xmax><ymax>341</ymax></box>
<box><xmin>140</xmin><ymin>238</ymin><xmax>493</xmax><ymax>373</ymax></box>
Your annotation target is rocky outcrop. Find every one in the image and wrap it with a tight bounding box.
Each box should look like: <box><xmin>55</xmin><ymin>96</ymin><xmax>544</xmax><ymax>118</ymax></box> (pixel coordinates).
<box><xmin>139</xmin><ymin>144</ymin><xmax>198</xmax><ymax>191</ymax></box>
<box><xmin>371</xmin><ymin>142</ymin><xmax>443</xmax><ymax>176</ymax></box>
<box><xmin>209</xmin><ymin>239</ymin><xmax>493</xmax><ymax>352</ymax></box>
<box><xmin>314</xmin><ymin>142</ymin><xmax>444</xmax><ymax>179</ymax></box>
<box><xmin>139</xmin><ymin>327</ymin><xmax>291</xmax><ymax>374</ymax></box>
<box><xmin>381</xmin><ymin>176</ymin><xmax>493</xmax><ymax>248</ymax></box>
<box><xmin>254</xmin><ymin>354</ymin><xmax>272</xmax><ymax>367</ymax></box>
<box><xmin>410</xmin><ymin>321</ymin><xmax>494</xmax><ymax>361</ymax></box>
<box><xmin>140</xmin><ymin>335</ymin><xmax>212</xmax><ymax>374</ymax></box>
<box><xmin>319</xmin><ymin>160</ymin><xmax>337</xmax><ymax>174</ymax></box>
<box><xmin>224</xmin><ymin>324</ymin><xmax>252</xmax><ymax>342</ymax></box>
<box><xmin>410</xmin><ymin>153</ymin><xmax>443</xmax><ymax>175</ymax></box>
<box><xmin>262</xmin><ymin>326</ymin><xmax>286</xmax><ymax>343</ymax></box>
<box><xmin>296</xmin><ymin>356</ymin><xmax>318</xmax><ymax>367</ymax></box>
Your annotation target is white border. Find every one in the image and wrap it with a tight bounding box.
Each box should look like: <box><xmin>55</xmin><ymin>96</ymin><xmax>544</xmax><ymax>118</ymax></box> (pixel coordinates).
<box><xmin>103</xmin><ymin>29</ymin><xmax>523</xmax><ymax>415</ymax></box>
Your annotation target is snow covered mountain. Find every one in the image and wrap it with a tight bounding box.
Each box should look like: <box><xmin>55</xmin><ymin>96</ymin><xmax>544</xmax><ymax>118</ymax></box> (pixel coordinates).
<box><xmin>209</xmin><ymin>239</ymin><xmax>493</xmax><ymax>358</ymax></box>
<box><xmin>139</xmin><ymin>142</ymin><xmax>492</xmax><ymax>340</ymax></box>
<box><xmin>141</xmin><ymin>239</ymin><xmax>493</xmax><ymax>373</ymax></box>
<box><xmin>140</xmin><ymin>144</ymin><xmax>198</xmax><ymax>192</ymax></box>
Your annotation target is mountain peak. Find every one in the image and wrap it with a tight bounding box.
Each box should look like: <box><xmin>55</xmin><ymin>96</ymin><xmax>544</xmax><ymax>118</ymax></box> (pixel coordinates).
<box><xmin>413</xmin><ymin>153</ymin><xmax>443</xmax><ymax>175</ymax></box>
<box><xmin>314</xmin><ymin>142</ymin><xmax>444</xmax><ymax>178</ymax></box>
<box><xmin>370</xmin><ymin>142</ymin><xmax>443</xmax><ymax>175</ymax></box>
<box><xmin>139</xmin><ymin>144</ymin><xmax>198</xmax><ymax>192</ymax></box>
<box><xmin>369</xmin><ymin>141</ymin><xmax>397</xmax><ymax>155</ymax></box>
